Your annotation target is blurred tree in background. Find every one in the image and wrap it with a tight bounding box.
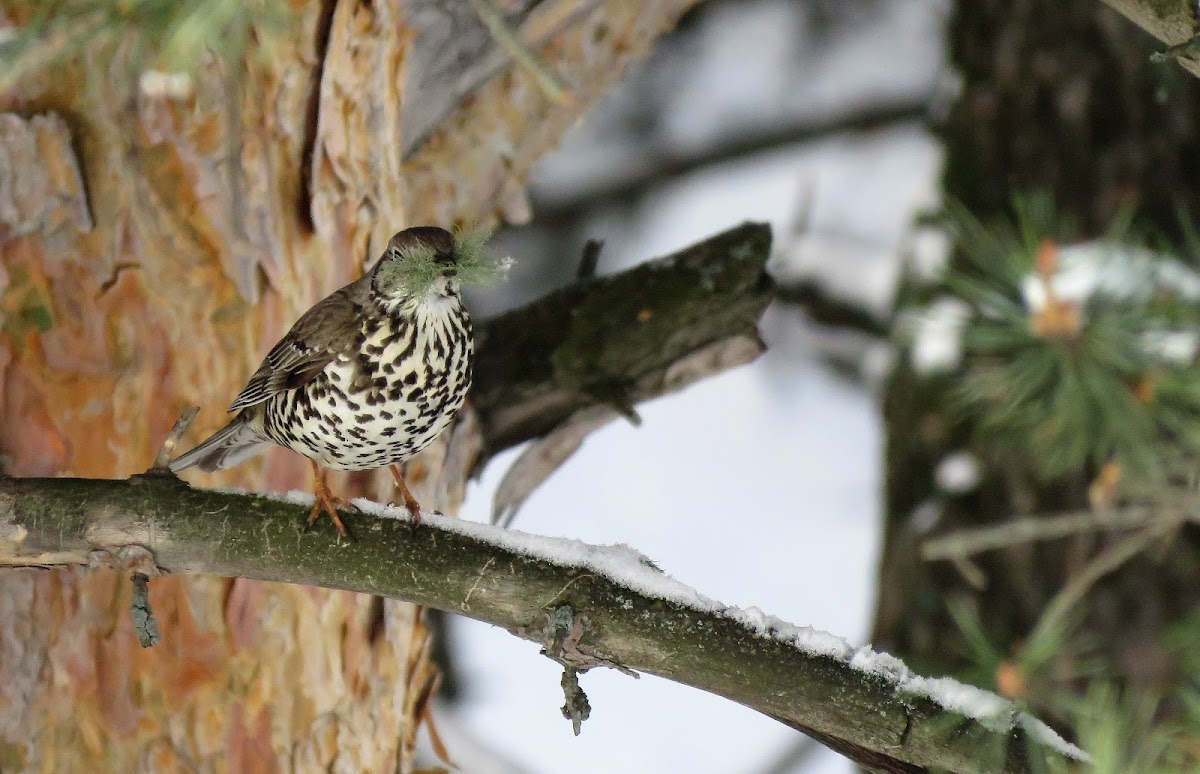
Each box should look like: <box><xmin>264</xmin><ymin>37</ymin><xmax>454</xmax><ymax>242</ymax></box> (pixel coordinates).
<box><xmin>875</xmin><ymin>0</ymin><xmax>1200</xmax><ymax>766</ymax></box>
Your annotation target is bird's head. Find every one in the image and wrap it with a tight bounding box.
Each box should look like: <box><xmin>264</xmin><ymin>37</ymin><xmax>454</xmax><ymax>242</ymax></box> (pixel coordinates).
<box><xmin>371</xmin><ymin>225</ymin><xmax>497</xmax><ymax>302</ymax></box>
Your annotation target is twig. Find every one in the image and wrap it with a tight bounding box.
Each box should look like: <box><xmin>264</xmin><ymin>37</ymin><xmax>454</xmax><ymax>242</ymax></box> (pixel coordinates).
<box><xmin>152</xmin><ymin>406</ymin><xmax>199</xmax><ymax>470</ymax></box>
<box><xmin>1150</xmin><ymin>34</ymin><xmax>1200</xmax><ymax>63</ymax></box>
<box><xmin>130</xmin><ymin>572</ymin><xmax>161</xmax><ymax>647</ymax></box>
<box><xmin>531</xmin><ymin>98</ymin><xmax>934</xmax><ymax>227</ymax></box>
<box><xmin>467</xmin><ymin>0</ymin><xmax>572</xmax><ymax>106</ymax></box>
<box><xmin>920</xmin><ymin>503</ymin><xmax>1199</xmax><ymax>561</ymax></box>
<box><xmin>950</xmin><ymin>554</ymin><xmax>988</xmax><ymax>591</ymax></box>
<box><xmin>576</xmin><ymin>238</ymin><xmax>603</xmax><ymax>281</ymax></box>
<box><xmin>1026</xmin><ymin>518</ymin><xmax>1181</xmax><ymax>651</ymax></box>
<box><xmin>541</xmin><ymin>606</ymin><xmax>601</xmax><ymax>735</ymax></box>
<box><xmin>560</xmin><ymin>668</ymin><xmax>590</xmax><ymax>735</ymax></box>
<box><xmin>520</xmin><ymin>604</ymin><xmax>637</xmax><ymax>734</ymax></box>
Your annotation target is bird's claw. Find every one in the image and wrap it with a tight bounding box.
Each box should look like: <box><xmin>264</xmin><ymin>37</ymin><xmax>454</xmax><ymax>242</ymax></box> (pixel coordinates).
<box><xmin>306</xmin><ymin>483</ymin><xmax>356</xmax><ymax>540</ymax></box>
<box><xmin>388</xmin><ymin>464</ymin><xmax>424</xmax><ymax>526</ymax></box>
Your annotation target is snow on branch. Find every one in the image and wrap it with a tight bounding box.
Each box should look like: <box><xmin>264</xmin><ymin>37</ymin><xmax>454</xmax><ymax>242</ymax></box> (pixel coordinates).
<box><xmin>0</xmin><ymin>474</ymin><xmax>1085</xmax><ymax>773</ymax></box>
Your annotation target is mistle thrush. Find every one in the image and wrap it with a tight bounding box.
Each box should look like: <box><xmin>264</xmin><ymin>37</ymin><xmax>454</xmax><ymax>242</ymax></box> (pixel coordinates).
<box><xmin>170</xmin><ymin>226</ymin><xmax>488</xmax><ymax>534</ymax></box>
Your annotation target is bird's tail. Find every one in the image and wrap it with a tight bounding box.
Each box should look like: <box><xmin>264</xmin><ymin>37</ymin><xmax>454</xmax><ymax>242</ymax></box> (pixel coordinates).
<box><xmin>169</xmin><ymin>414</ymin><xmax>271</xmax><ymax>473</ymax></box>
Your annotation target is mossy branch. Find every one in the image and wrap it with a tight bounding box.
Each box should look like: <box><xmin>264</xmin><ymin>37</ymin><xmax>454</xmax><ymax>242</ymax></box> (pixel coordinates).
<box><xmin>0</xmin><ymin>473</ymin><xmax>1083</xmax><ymax>773</ymax></box>
<box><xmin>472</xmin><ymin>222</ymin><xmax>774</xmax><ymax>461</ymax></box>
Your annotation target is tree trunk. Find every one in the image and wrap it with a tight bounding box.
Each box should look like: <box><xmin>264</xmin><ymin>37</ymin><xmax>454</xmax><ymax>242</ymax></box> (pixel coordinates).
<box><xmin>872</xmin><ymin>0</ymin><xmax>1200</xmax><ymax>723</ymax></box>
<box><xmin>0</xmin><ymin>1</ymin><xmax>694</xmax><ymax>770</ymax></box>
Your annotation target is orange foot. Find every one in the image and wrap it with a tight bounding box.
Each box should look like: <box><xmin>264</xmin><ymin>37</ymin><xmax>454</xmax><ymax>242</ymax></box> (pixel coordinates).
<box><xmin>389</xmin><ymin>464</ymin><xmax>424</xmax><ymax>525</ymax></box>
<box><xmin>307</xmin><ymin>460</ymin><xmax>354</xmax><ymax>538</ymax></box>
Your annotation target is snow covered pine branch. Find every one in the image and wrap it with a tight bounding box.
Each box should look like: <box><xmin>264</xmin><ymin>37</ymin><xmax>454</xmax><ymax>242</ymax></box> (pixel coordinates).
<box><xmin>0</xmin><ymin>476</ymin><xmax>1085</xmax><ymax>773</ymax></box>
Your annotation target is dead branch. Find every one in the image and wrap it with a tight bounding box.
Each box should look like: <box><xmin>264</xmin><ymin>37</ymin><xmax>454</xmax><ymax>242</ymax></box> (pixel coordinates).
<box><xmin>471</xmin><ymin>221</ymin><xmax>774</xmax><ymax>464</ymax></box>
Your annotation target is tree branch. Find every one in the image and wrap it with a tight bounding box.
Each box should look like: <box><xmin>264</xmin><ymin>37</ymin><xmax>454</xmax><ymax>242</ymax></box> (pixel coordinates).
<box><xmin>471</xmin><ymin>221</ymin><xmax>774</xmax><ymax>463</ymax></box>
<box><xmin>921</xmin><ymin>500</ymin><xmax>1200</xmax><ymax>561</ymax></box>
<box><xmin>529</xmin><ymin>97</ymin><xmax>934</xmax><ymax>227</ymax></box>
<box><xmin>1101</xmin><ymin>0</ymin><xmax>1200</xmax><ymax>81</ymax></box>
<box><xmin>0</xmin><ymin>474</ymin><xmax>1084</xmax><ymax>773</ymax></box>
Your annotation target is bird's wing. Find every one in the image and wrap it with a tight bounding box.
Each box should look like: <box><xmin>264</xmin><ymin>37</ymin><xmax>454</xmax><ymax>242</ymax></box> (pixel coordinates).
<box><xmin>227</xmin><ymin>283</ymin><xmax>367</xmax><ymax>411</ymax></box>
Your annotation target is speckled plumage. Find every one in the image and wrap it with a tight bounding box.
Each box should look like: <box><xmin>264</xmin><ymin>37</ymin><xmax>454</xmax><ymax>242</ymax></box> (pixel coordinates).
<box><xmin>171</xmin><ymin>227</ymin><xmax>475</xmax><ymax>507</ymax></box>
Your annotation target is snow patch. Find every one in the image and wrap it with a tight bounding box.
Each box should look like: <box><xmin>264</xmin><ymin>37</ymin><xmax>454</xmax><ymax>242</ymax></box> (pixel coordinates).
<box><xmin>1142</xmin><ymin>330</ymin><xmax>1200</xmax><ymax>365</ymax></box>
<box><xmin>280</xmin><ymin>489</ymin><xmax>316</xmax><ymax>506</ymax></box>
<box><xmin>909</xmin><ymin>297</ymin><xmax>970</xmax><ymax>374</ymax></box>
<box><xmin>849</xmin><ymin>647</ymin><xmax>910</xmax><ymax>682</ymax></box>
<box><xmin>901</xmin><ymin>675</ymin><xmax>1010</xmax><ymax>728</ymax></box>
<box><xmin>732</xmin><ymin>606</ymin><xmax>854</xmax><ymax>661</ymax></box>
<box><xmin>1021</xmin><ymin>241</ymin><xmax>1200</xmax><ymax>311</ymax></box>
<box><xmin>1020</xmin><ymin>714</ymin><xmax>1093</xmax><ymax>762</ymax></box>
<box><xmin>1019</xmin><ymin>242</ymin><xmax>1200</xmax><ymax>366</ymax></box>
<box><xmin>355</xmin><ymin>497</ymin><xmax>719</xmax><ymax>611</ymax></box>
<box><xmin>935</xmin><ymin>451</ymin><xmax>982</xmax><ymax>493</ymax></box>
<box><xmin>906</xmin><ymin>226</ymin><xmax>952</xmax><ymax>282</ymax></box>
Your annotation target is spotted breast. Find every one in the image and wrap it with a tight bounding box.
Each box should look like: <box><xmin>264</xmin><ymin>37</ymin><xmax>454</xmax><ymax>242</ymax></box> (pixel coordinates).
<box><xmin>169</xmin><ymin>226</ymin><xmax>481</xmax><ymax>534</ymax></box>
<box><xmin>261</xmin><ymin>293</ymin><xmax>472</xmax><ymax>471</ymax></box>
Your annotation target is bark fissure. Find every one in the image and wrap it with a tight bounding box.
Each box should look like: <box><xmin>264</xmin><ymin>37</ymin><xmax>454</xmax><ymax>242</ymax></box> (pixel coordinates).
<box><xmin>296</xmin><ymin>0</ymin><xmax>339</xmax><ymax>232</ymax></box>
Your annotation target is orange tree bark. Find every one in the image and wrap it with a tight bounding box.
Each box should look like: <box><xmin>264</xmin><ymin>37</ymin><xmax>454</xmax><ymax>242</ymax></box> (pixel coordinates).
<box><xmin>0</xmin><ymin>1</ymin><xmax>696</xmax><ymax>771</ymax></box>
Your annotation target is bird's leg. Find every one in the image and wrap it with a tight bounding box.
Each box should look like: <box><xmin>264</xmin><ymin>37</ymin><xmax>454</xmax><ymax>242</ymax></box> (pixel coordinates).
<box><xmin>389</xmin><ymin>464</ymin><xmax>423</xmax><ymax>525</ymax></box>
<box><xmin>308</xmin><ymin>459</ymin><xmax>353</xmax><ymax>537</ymax></box>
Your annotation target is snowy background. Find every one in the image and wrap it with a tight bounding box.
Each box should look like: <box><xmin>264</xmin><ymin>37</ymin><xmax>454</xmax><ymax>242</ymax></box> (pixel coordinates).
<box><xmin>440</xmin><ymin>1</ymin><xmax>951</xmax><ymax>771</ymax></box>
